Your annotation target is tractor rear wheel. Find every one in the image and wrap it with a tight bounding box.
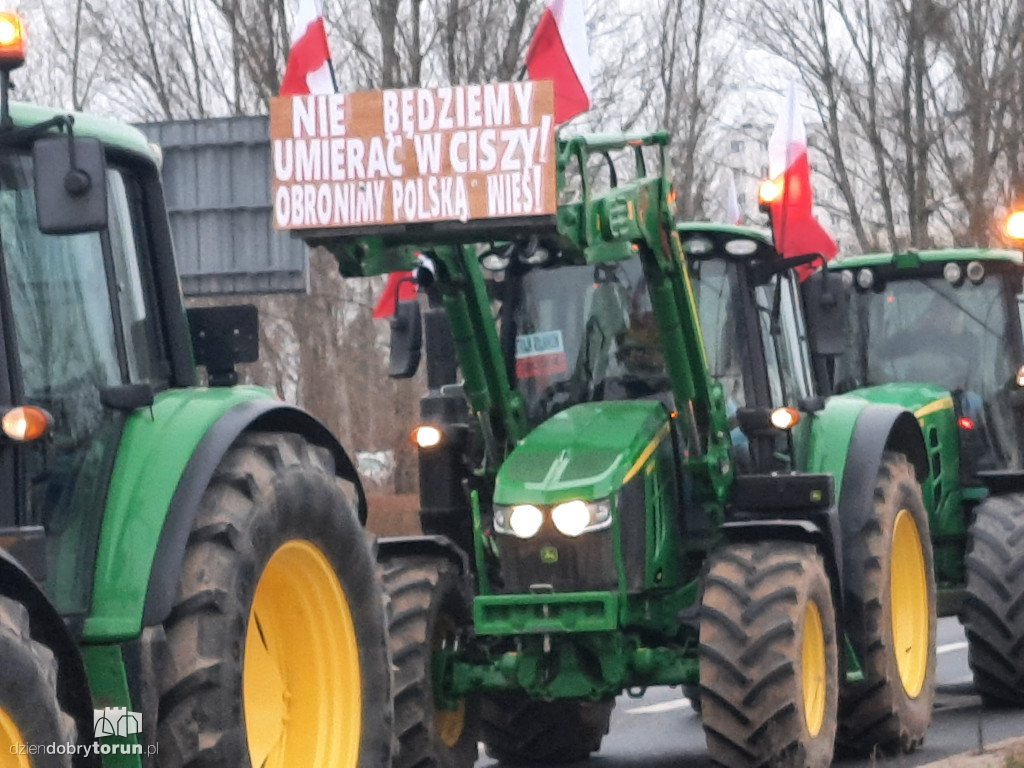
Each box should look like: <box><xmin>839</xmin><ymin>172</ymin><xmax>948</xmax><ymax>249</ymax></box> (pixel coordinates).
<box><xmin>0</xmin><ymin>595</ymin><xmax>75</xmax><ymax>768</ymax></box>
<box><xmin>156</xmin><ymin>432</ymin><xmax>392</xmax><ymax>768</ymax></box>
<box><xmin>962</xmin><ymin>492</ymin><xmax>1024</xmax><ymax>707</ymax></box>
<box><xmin>699</xmin><ymin>542</ymin><xmax>839</xmax><ymax>768</ymax></box>
<box><xmin>838</xmin><ymin>451</ymin><xmax>936</xmax><ymax>755</ymax></box>
<box><xmin>480</xmin><ymin>694</ymin><xmax>614</xmax><ymax>763</ymax></box>
<box><xmin>381</xmin><ymin>555</ymin><xmax>478</xmax><ymax>768</ymax></box>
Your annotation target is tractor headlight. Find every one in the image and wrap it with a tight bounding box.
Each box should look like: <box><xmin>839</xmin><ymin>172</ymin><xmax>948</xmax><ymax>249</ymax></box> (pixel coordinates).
<box><xmin>551</xmin><ymin>499</ymin><xmax>612</xmax><ymax>537</ymax></box>
<box><xmin>493</xmin><ymin>504</ymin><xmax>544</xmax><ymax>539</ymax></box>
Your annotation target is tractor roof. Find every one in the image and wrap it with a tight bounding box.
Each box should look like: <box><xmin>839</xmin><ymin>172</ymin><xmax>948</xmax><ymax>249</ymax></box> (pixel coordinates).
<box><xmin>4</xmin><ymin>101</ymin><xmax>156</xmax><ymax>162</ymax></box>
<box><xmin>831</xmin><ymin>247</ymin><xmax>1023</xmax><ymax>271</ymax></box>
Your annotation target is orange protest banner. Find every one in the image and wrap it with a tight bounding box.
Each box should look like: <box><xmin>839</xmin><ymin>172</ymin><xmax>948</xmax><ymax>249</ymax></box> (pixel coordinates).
<box><xmin>270</xmin><ymin>80</ymin><xmax>556</xmax><ymax>230</ymax></box>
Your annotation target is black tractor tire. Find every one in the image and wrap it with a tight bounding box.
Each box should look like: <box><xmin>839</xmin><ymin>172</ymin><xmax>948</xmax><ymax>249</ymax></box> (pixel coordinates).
<box><xmin>962</xmin><ymin>492</ymin><xmax>1024</xmax><ymax>706</ymax></box>
<box><xmin>838</xmin><ymin>451</ymin><xmax>936</xmax><ymax>755</ymax></box>
<box><xmin>480</xmin><ymin>693</ymin><xmax>614</xmax><ymax>764</ymax></box>
<box><xmin>0</xmin><ymin>595</ymin><xmax>76</xmax><ymax>768</ymax></box>
<box><xmin>699</xmin><ymin>541</ymin><xmax>839</xmax><ymax>768</ymax></box>
<box><xmin>381</xmin><ymin>555</ymin><xmax>478</xmax><ymax>768</ymax></box>
<box><xmin>155</xmin><ymin>431</ymin><xmax>392</xmax><ymax>768</ymax></box>
<box><xmin>683</xmin><ymin>684</ymin><xmax>702</xmax><ymax>716</ymax></box>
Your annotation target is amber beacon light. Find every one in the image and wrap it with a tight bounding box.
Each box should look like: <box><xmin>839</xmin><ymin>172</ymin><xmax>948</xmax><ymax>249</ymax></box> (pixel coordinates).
<box><xmin>0</xmin><ymin>12</ymin><xmax>25</xmax><ymax>70</ymax></box>
<box><xmin>1006</xmin><ymin>210</ymin><xmax>1024</xmax><ymax>242</ymax></box>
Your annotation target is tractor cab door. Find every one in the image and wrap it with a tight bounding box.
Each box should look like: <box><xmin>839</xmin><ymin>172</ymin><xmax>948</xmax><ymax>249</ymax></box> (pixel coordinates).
<box><xmin>0</xmin><ymin>148</ymin><xmax>168</xmax><ymax>625</ymax></box>
<box><xmin>689</xmin><ymin>255</ymin><xmax>814</xmax><ymax>472</ymax></box>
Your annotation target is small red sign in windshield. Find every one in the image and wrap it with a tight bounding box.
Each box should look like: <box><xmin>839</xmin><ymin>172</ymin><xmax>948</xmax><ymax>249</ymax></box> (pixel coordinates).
<box><xmin>516</xmin><ymin>351</ymin><xmax>568</xmax><ymax>378</ymax></box>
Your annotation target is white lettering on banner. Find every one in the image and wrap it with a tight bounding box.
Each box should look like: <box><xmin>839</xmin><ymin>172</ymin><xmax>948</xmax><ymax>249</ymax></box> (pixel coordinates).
<box><xmin>486</xmin><ymin>168</ymin><xmax>544</xmax><ymax>216</ymax></box>
<box><xmin>274</xmin><ymin>137</ymin><xmax>404</xmax><ymax>182</ymax></box>
<box><xmin>275</xmin><ymin>181</ymin><xmax>386</xmax><ymax>228</ymax></box>
<box><xmin>384</xmin><ymin>82</ymin><xmax>537</xmax><ymax>139</ymax></box>
<box><xmin>292</xmin><ymin>94</ymin><xmax>347</xmax><ymax>138</ymax></box>
<box><xmin>391</xmin><ymin>176</ymin><xmax>470</xmax><ymax>222</ymax></box>
<box><xmin>413</xmin><ymin>133</ymin><xmax>442</xmax><ymax>175</ymax></box>
<box><xmin>270</xmin><ymin>80</ymin><xmax>554</xmax><ymax>229</ymax></box>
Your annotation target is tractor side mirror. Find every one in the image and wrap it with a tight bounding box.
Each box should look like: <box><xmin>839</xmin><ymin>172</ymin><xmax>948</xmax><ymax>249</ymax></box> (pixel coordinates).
<box><xmin>389</xmin><ymin>300</ymin><xmax>422</xmax><ymax>379</ymax></box>
<box><xmin>33</xmin><ymin>136</ymin><xmax>109</xmax><ymax>234</ymax></box>
<box><xmin>803</xmin><ymin>269</ymin><xmax>849</xmax><ymax>357</ymax></box>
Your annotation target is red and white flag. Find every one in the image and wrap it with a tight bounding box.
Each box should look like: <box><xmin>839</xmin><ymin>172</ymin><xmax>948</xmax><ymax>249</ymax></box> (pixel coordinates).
<box><xmin>725</xmin><ymin>171</ymin><xmax>742</xmax><ymax>225</ymax></box>
<box><xmin>766</xmin><ymin>82</ymin><xmax>837</xmax><ymax>276</ymax></box>
<box><xmin>525</xmin><ymin>0</ymin><xmax>592</xmax><ymax>124</ymax></box>
<box><xmin>373</xmin><ymin>272</ymin><xmax>418</xmax><ymax>319</ymax></box>
<box><xmin>280</xmin><ymin>0</ymin><xmax>335</xmax><ymax>96</ymax></box>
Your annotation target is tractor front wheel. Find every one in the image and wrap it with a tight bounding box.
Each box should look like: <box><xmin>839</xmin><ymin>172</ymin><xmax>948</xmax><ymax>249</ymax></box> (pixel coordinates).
<box><xmin>962</xmin><ymin>492</ymin><xmax>1024</xmax><ymax>706</ymax></box>
<box><xmin>381</xmin><ymin>555</ymin><xmax>478</xmax><ymax>768</ymax></box>
<box><xmin>699</xmin><ymin>542</ymin><xmax>839</xmax><ymax>768</ymax></box>
<box><xmin>156</xmin><ymin>432</ymin><xmax>392</xmax><ymax>768</ymax></box>
<box><xmin>838</xmin><ymin>451</ymin><xmax>936</xmax><ymax>755</ymax></box>
<box><xmin>0</xmin><ymin>595</ymin><xmax>75</xmax><ymax>768</ymax></box>
<box><xmin>480</xmin><ymin>694</ymin><xmax>614</xmax><ymax>764</ymax></box>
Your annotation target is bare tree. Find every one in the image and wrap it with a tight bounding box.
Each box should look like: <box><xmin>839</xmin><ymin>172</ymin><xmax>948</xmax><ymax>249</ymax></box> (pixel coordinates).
<box><xmin>649</xmin><ymin>0</ymin><xmax>732</xmax><ymax>219</ymax></box>
<box><xmin>926</xmin><ymin>0</ymin><xmax>1024</xmax><ymax>244</ymax></box>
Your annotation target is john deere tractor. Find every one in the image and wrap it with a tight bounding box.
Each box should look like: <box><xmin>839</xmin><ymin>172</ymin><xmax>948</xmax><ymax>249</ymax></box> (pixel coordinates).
<box><xmin>299</xmin><ymin>127</ymin><xmax>939</xmax><ymax>766</ymax></box>
<box><xmin>0</xmin><ymin>13</ymin><xmax>390</xmax><ymax>768</ymax></box>
<box><xmin>822</xmin><ymin>228</ymin><xmax>1024</xmax><ymax>708</ymax></box>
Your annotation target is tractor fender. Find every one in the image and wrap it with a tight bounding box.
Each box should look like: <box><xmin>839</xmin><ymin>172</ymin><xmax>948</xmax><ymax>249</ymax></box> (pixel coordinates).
<box><xmin>720</xmin><ymin>509</ymin><xmax>844</xmax><ymax>619</ymax></box>
<box><xmin>0</xmin><ymin>549</ymin><xmax>98</xmax><ymax>767</ymax></box>
<box><xmin>833</xmin><ymin>403</ymin><xmax>927</xmax><ymax>658</ymax></box>
<box><xmin>377</xmin><ymin>534</ymin><xmax>471</xmax><ymax>575</ymax></box>
<box><xmin>141</xmin><ymin>399</ymin><xmax>366</xmax><ymax>627</ymax></box>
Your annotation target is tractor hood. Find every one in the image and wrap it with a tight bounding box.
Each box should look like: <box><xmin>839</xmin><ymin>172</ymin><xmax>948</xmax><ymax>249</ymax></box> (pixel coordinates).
<box><xmin>844</xmin><ymin>381</ymin><xmax>953</xmax><ymax>419</ymax></box>
<box><xmin>493</xmin><ymin>400</ymin><xmax>671</xmax><ymax>506</ymax></box>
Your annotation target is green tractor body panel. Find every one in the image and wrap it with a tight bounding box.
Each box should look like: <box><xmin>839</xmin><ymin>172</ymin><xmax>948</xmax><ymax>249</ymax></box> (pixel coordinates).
<box><xmin>84</xmin><ymin>386</ymin><xmax>276</xmax><ymax>641</ymax></box>
<box><xmin>81</xmin><ymin>644</ymin><xmax>143</xmax><ymax>766</ymax></box>
<box><xmin>493</xmin><ymin>400</ymin><xmax>669</xmax><ymax>505</ymax></box>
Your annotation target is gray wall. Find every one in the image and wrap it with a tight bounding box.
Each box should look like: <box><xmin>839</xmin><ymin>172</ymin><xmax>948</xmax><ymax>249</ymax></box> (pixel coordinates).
<box><xmin>136</xmin><ymin>116</ymin><xmax>308</xmax><ymax>295</ymax></box>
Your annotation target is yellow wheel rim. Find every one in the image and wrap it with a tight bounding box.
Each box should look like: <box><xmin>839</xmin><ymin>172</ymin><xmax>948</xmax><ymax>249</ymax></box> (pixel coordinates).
<box><xmin>433</xmin><ymin>615</ymin><xmax>466</xmax><ymax>748</ymax></box>
<box><xmin>891</xmin><ymin>509</ymin><xmax>929</xmax><ymax>697</ymax></box>
<box><xmin>243</xmin><ymin>540</ymin><xmax>361</xmax><ymax>768</ymax></box>
<box><xmin>0</xmin><ymin>707</ymin><xmax>31</xmax><ymax>768</ymax></box>
<box><xmin>802</xmin><ymin>600</ymin><xmax>827</xmax><ymax>737</ymax></box>
<box><xmin>436</xmin><ymin>700</ymin><xmax>466</xmax><ymax>748</ymax></box>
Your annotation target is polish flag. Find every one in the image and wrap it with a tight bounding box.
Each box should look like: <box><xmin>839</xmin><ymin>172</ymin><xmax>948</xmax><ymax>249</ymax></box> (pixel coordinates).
<box><xmin>725</xmin><ymin>172</ymin><xmax>742</xmax><ymax>225</ymax></box>
<box><xmin>280</xmin><ymin>0</ymin><xmax>335</xmax><ymax>96</ymax></box>
<box><xmin>766</xmin><ymin>82</ymin><xmax>837</xmax><ymax>277</ymax></box>
<box><xmin>525</xmin><ymin>0</ymin><xmax>592</xmax><ymax>124</ymax></box>
<box><xmin>372</xmin><ymin>272</ymin><xmax>418</xmax><ymax>319</ymax></box>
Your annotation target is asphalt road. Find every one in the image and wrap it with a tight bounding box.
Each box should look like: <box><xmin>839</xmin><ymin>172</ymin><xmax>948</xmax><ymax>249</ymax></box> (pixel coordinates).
<box><xmin>475</xmin><ymin>617</ymin><xmax>1024</xmax><ymax>767</ymax></box>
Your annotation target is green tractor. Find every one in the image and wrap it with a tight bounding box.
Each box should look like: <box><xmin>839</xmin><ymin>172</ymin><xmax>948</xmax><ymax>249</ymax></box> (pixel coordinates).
<box><xmin>823</xmin><ymin>236</ymin><xmax>1024</xmax><ymax>708</ymax></box>
<box><xmin>0</xmin><ymin>15</ymin><xmax>391</xmax><ymax>768</ymax></box>
<box><xmin>301</xmin><ymin>130</ymin><xmax>939</xmax><ymax>766</ymax></box>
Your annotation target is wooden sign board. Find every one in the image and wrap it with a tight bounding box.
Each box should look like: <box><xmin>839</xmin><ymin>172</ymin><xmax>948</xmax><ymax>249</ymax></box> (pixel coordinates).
<box><xmin>270</xmin><ymin>80</ymin><xmax>556</xmax><ymax>230</ymax></box>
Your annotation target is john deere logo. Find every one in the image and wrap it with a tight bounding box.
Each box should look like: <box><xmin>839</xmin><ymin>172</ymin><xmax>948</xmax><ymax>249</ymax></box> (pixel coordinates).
<box><xmin>540</xmin><ymin>545</ymin><xmax>558</xmax><ymax>564</ymax></box>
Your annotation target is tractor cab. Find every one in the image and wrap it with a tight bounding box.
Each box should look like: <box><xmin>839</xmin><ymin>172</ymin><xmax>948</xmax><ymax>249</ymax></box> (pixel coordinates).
<box><xmin>484</xmin><ymin>243</ymin><xmax>670</xmax><ymax>425</ymax></box>
<box><xmin>829</xmin><ymin>249</ymin><xmax>1024</xmax><ymax>478</ymax></box>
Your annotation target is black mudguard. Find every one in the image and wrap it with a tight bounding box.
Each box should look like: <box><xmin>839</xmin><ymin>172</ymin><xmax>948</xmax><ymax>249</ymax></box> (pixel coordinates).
<box><xmin>836</xmin><ymin>404</ymin><xmax>928</xmax><ymax>663</ymax></box>
<box><xmin>377</xmin><ymin>534</ymin><xmax>471</xmax><ymax>574</ymax></box>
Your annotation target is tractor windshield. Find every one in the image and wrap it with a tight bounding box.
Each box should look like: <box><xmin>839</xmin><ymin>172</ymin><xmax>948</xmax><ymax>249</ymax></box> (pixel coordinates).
<box><xmin>495</xmin><ymin>255</ymin><xmax>671</xmax><ymax>425</ymax></box>
<box><xmin>835</xmin><ymin>272</ymin><xmax>1021</xmax><ymax>470</ymax></box>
